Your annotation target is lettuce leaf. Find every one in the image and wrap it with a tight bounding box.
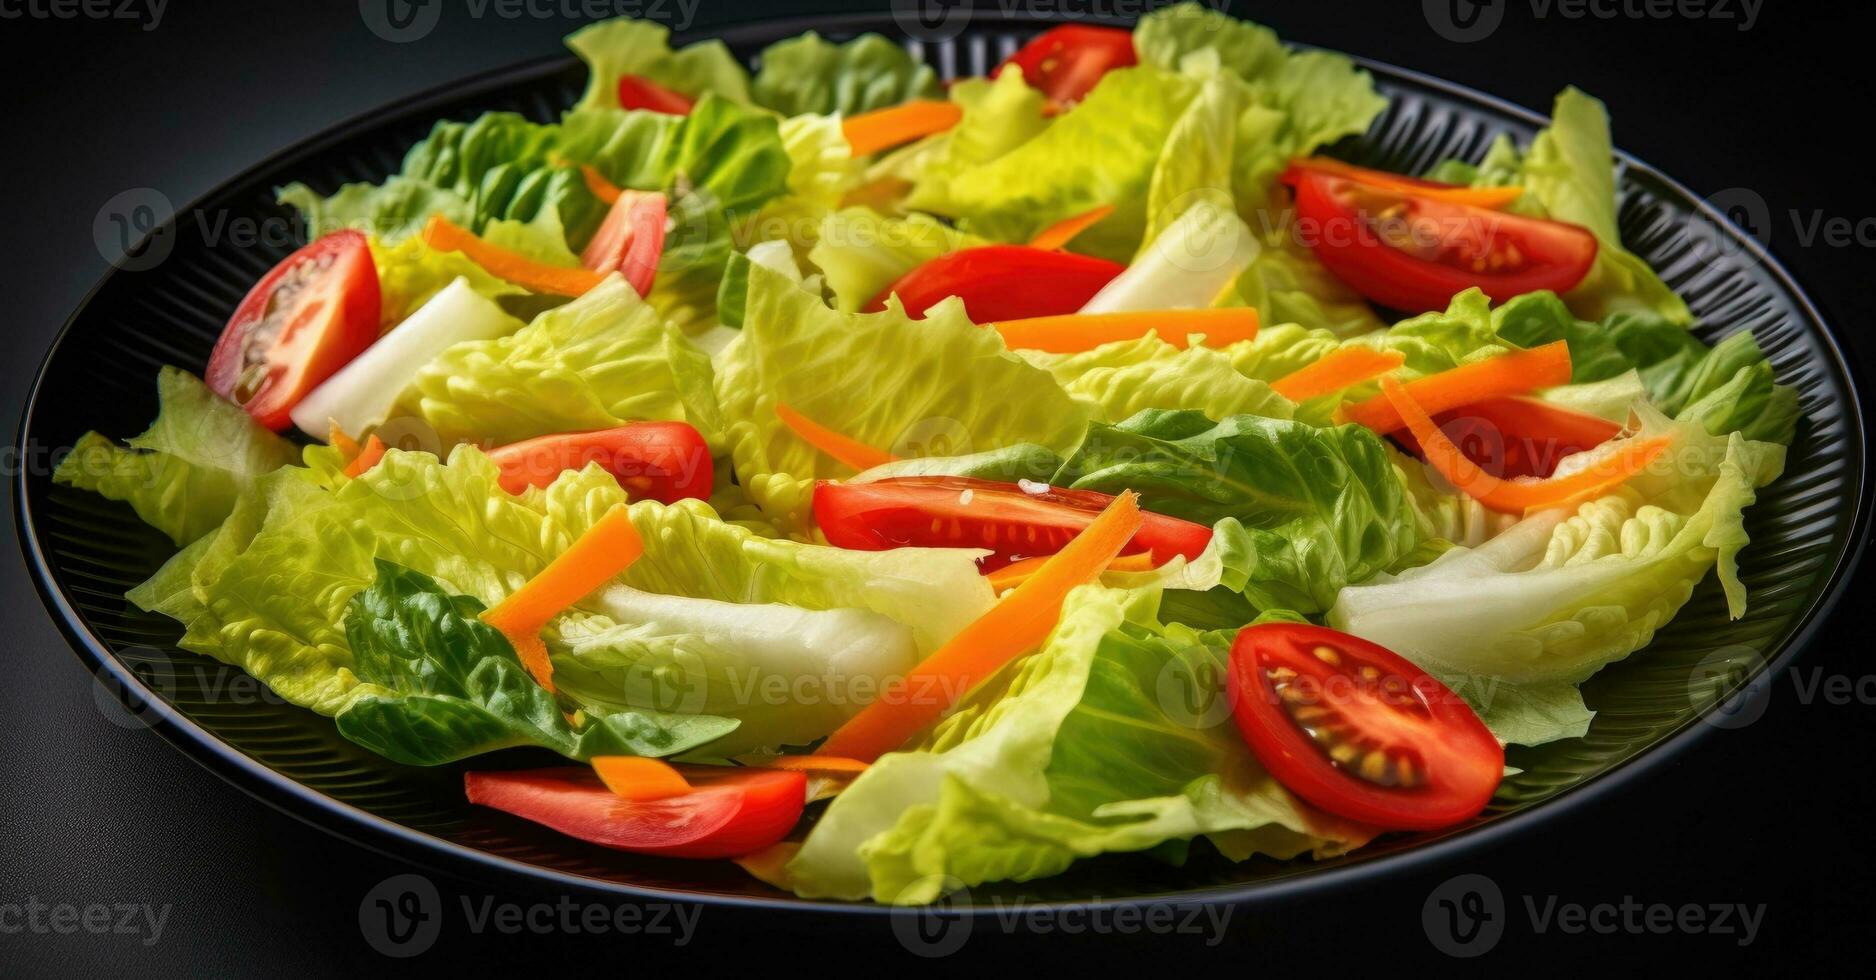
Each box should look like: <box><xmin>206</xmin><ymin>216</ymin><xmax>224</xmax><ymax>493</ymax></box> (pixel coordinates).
<box><xmin>565</xmin><ymin>16</ymin><xmax>752</xmax><ymax>111</ymax></box>
<box><xmin>54</xmin><ymin>367</ymin><xmax>297</xmax><ymax>545</ymax></box>
<box><xmin>901</xmin><ymin>70</ymin><xmax>1051</xmax><ymax>215</ymax></box>
<box><xmin>806</xmin><ymin>207</ymin><xmax>986</xmax><ymax>312</ymax></box>
<box><xmin>750</xmin><ymin>31</ymin><xmax>940</xmax><ymax>117</ymax></box>
<box><xmin>369</xmin><ymin>235</ymin><xmax>527</xmax><ymax>327</ymax></box>
<box><xmin>1021</xmin><ymin>336</ymin><xmax>1294</xmax><ymax>424</ymax></box>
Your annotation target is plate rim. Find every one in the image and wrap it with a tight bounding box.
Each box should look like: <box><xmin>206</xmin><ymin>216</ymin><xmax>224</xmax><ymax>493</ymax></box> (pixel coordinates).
<box><xmin>13</xmin><ymin>12</ymin><xmax>1872</xmax><ymax>914</ymax></box>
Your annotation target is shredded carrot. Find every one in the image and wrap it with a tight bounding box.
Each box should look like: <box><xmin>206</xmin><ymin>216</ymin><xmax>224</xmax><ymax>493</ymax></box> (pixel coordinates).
<box><xmin>580</xmin><ymin>165</ymin><xmax>623</xmax><ymax>205</ymax></box>
<box><xmin>342</xmin><ymin>436</ymin><xmax>387</xmax><ymax>478</ymax></box>
<box><xmin>817</xmin><ymin>492</ymin><xmax>1143</xmax><ymax>762</ymax></box>
<box><xmin>1338</xmin><ymin>341</ymin><xmax>1572</xmax><ymax>433</ymax></box>
<box><xmin>1027</xmin><ymin>205</ymin><xmax>1115</xmax><ymax>251</ymax></box>
<box><xmin>775</xmin><ymin>402</ymin><xmax>899</xmax><ymax>472</ymax></box>
<box><xmin>985</xmin><ymin>551</ymin><xmax>1156</xmax><ymax>592</ymax></box>
<box><xmin>760</xmin><ymin>755</ymin><xmax>870</xmax><ymax>775</ymax></box>
<box><xmin>482</xmin><ymin>506</ymin><xmax>646</xmax><ymax>691</ymax></box>
<box><xmin>327</xmin><ymin>422</ymin><xmax>362</xmax><ymax>460</ymax></box>
<box><xmin>991</xmin><ymin>309</ymin><xmax>1259</xmax><ymax>353</ymax></box>
<box><xmin>840</xmin><ymin>176</ymin><xmax>912</xmax><ymax>211</ymax></box>
<box><xmin>1381</xmin><ymin>377</ymin><xmax>1668</xmax><ymax>513</ymax></box>
<box><xmin>591</xmin><ymin>756</ymin><xmax>692</xmax><ymax>801</ymax></box>
<box><xmin>422</xmin><ymin>215</ymin><xmax>605</xmax><ymax>297</ymax></box>
<box><xmin>842</xmin><ymin>100</ymin><xmax>964</xmax><ymax>156</ymax></box>
<box><xmin>1293</xmin><ymin>157</ymin><xmax>1525</xmax><ymax>209</ymax></box>
<box><xmin>1270</xmin><ymin>348</ymin><xmax>1408</xmax><ymax>402</ymax></box>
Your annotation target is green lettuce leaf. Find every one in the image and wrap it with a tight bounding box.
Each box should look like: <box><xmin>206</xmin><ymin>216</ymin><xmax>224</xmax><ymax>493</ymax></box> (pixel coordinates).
<box><xmin>750</xmin><ymin>31</ymin><xmax>940</xmax><ymax>117</ymax></box>
<box><xmin>901</xmin><ymin>69</ymin><xmax>1051</xmax><ymax>216</ymax></box>
<box><xmin>369</xmin><ymin>235</ymin><xmax>528</xmax><ymax>327</ymax></box>
<box><xmin>54</xmin><ymin>367</ymin><xmax>297</xmax><ymax>545</ymax></box>
<box><xmin>565</xmin><ymin>16</ymin><xmax>752</xmax><ymax>111</ymax></box>
<box><xmin>806</xmin><ymin>207</ymin><xmax>986</xmax><ymax>312</ymax></box>
<box><xmin>1021</xmin><ymin>336</ymin><xmax>1294</xmax><ymax>424</ymax></box>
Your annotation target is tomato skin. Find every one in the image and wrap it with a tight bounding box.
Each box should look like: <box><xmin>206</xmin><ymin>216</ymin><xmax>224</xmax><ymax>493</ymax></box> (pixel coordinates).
<box><xmin>464</xmin><ymin>766</ymin><xmax>805</xmax><ymax>859</ymax></box>
<box><xmin>1227</xmin><ymin>623</ymin><xmax>1502</xmax><ymax>831</ymax></box>
<box><xmin>206</xmin><ymin>230</ymin><xmax>381</xmax><ymax>431</ymax></box>
<box><xmin>579</xmin><ymin>190</ymin><xmax>668</xmax><ymax>297</ymax></box>
<box><xmin>866</xmin><ymin>246</ymin><xmax>1125</xmax><ymax>322</ymax></box>
<box><xmin>1286</xmin><ymin>169</ymin><xmax>1598</xmax><ymax>313</ymax></box>
<box><xmin>484</xmin><ymin>422</ymin><xmax>713</xmax><ymax>502</ymax></box>
<box><xmin>1391</xmin><ymin>395</ymin><xmax>1622</xmax><ymax>479</ymax></box>
<box><xmin>813</xmin><ymin>476</ymin><xmax>1212</xmax><ymax>572</ymax></box>
<box><xmin>995</xmin><ymin>25</ymin><xmax>1137</xmax><ymax>108</ymax></box>
<box><xmin>617</xmin><ymin>75</ymin><xmax>695</xmax><ymax>115</ymax></box>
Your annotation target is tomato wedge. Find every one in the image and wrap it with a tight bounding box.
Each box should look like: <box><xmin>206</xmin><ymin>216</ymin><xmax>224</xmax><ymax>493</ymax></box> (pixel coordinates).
<box><xmin>579</xmin><ymin>189</ymin><xmax>667</xmax><ymax>297</ymax></box>
<box><xmin>484</xmin><ymin>422</ymin><xmax>713</xmax><ymax>502</ymax></box>
<box><xmin>813</xmin><ymin>476</ymin><xmax>1211</xmax><ymax>572</ymax></box>
<box><xmin>995</xmin><ymin>25</ymin><xmax>1136</xmax><ymax>109</ymax></box>
<box><xmin>1283</xmin><ymin>158</ymin><xmax>1525</xmax><ymax>209</ymax></box>
<box><xmin>205</xmin><ymin>230</ymin><xmax>380</xmax><ymax>431</ymax></box>
<box><xmin>1227</xmin><ymin>624</ymin><xmax>1502</xmax><ymax>831</ymax></box>
<box><xmin>866</xmin><ymin>245</ymin><xmax>1124</xmax><ymax>321</ymax></box>
<box><xmin>1285</xmin><ymin>168</ymin><xmax>1598</xmax><ymax>313</ymax></box>
<box><xmin>617</xmin><ymin>74</ymin><xmax>694</xmax><ymax>115</ymax></box>
<box><xmin>1390</xmin><ymin>395</ymin><xmax>1622</xmax><ymax>479</ymax></box>
<box><xmin>464</xmin><ymin>766</ymin><xmax>806</xmax><ymax>859</ymax></box>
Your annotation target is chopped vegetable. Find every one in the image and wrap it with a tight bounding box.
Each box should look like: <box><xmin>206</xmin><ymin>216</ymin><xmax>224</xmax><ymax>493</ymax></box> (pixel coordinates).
<box><xmin>842</xmin><ymin>100</ymin><xmax>964</xmax><ymax>156</ymax></box>
<box><xmin>580</xmin><ymin>164</ymin><xmax>623</xmax><ymax>204</ymax></box>
<box><xmin>1027</xmin><ymin>205</ymin><xmax>1115</xmax><ymax>251</ymax></box>
<box><xmin>1284</xmin><ymin>158</ymin><xmax>1524</xmax><ymax>208</ymax></box>
<box><xmin>591</xmin><ymin>756</ymin><xmax>693</xmax><ymax>800</ymax></box>
<box><xmin>422</xmin><ymin>215</ymin><xmax>605</xmax><ymax>297</ymax></box>
<box><xmin>481</xmin><ymin>506</ymin><xmax>646</xmax><ymax>690</ymax></box>
<box><xmin>465</xmin><ymin>766</ymin><xmax>806</xmax><ymax>859</ymax></box>
<box><xmin>984</xmin><ymin>551</ymin><xmax>1155</xmax><ymax>592</ymax></box>
<box><xmin>775</xmin><ymin>403</ymin><xmax>899</xmax><ymax>472</ymax></box>
<box><xmin>1338</xmin><ymin>340</ymin><xmax>1573</xmax><ymax>433</ymax></box>
<box><xmin>1269</xmin><ymin>348</ymin><xmax>1407</xmax><ymax>401</ymax></box>
<box><xmin>992</xmin><ymin>309</ymin><xmax>1259</xmax><ymax>353</ymax></box>
<box><xmin>868</xmin><ymin>245</ymin><xmax>1125</xmax><ymax>321</ymax></box>
<box><xmin>342</xmin><ymin>436</ymin><xmax>386</xmax><ymax>478</ymax></box>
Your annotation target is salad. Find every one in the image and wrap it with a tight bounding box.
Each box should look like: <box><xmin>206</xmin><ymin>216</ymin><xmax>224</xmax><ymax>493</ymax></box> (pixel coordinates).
<box><xmin>55</xmin><ymin>5</ymin><xmax>1796</xmax><ymax>904</ymax></box>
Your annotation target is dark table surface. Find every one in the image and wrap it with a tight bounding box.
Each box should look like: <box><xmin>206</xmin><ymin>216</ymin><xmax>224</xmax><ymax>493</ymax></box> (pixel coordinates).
<box><xmin>5</xmin><ymin>1</ymin><xmax>1874</xmax><ymax>973</ymax></box>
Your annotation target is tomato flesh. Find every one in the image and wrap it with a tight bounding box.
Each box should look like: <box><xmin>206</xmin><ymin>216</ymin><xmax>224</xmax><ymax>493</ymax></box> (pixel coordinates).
<box><xmin>1391</xmin><ymin>395</ymin><xmax>1622</xmax><ymax>479</ymax></box>
<box><xmin>617</xmin><ymin>75</ymin><xmax>695</xmax><ymax>115</ymax></box>
<box><xmin>1285</xmin><ymin>169</ymin><xmax>1598</xmax><ymax>313</ymax></box>
<box><xmin>484</xmin><ymin>422</ymin><xmax>713</xmax><ymax>502</ymax></box>
<box><xmin>995</xmin><ymin>25</ymin><xmax>1137</xmax><ymax>108</ymax></box>
<box><xmin>580</xmin><ymin>190</ymin><xmax>668</xmax><ymax>297</ymax></box>
<box><xmin>813</xmin><ymin>476</ymin><xmax>1212</xmax><ymax>572</ymax></box>
<box><xmin>206</xmin><ymin>230</ymin><xmax>380</xmax><ymax>431</ymax></box>
<box><xmin>465</xmin><ymin>765</ymin><xmax>806</xmax><ymax>859</ymax></box>
<box><xmin>1227</xmin><ymin>623</ymin><xmax>1502</xmax><ymax>831</ymax></box>
<box><xmin>866</xmin><ymin>245</ymin><xmax>1124</xmax><ymax>322</ymax></box>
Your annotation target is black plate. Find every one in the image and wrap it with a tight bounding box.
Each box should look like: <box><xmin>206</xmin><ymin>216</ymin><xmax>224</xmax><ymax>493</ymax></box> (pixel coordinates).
<box><xmin>13</xmin><ymin>13</ymin><xmax>1871</xmax><ymax>912</ymax></box>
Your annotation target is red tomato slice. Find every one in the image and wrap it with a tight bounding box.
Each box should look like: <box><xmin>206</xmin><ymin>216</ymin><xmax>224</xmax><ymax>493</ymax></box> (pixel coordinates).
<box><xmin>1226</xmin><ymin>623</ymin><xmax>1502</xmax><ymax>831</ymax></box>
<box><xmin>813</xmin><ymin>476</ymin><xmax>1212</xmax><ymax>572</ymax></box>
<box><xmin>205</xmin><ymin>230</ymin><xmax>380</xmax><ymax>431</ymax></box>
<box><xmin>994</xmin><ymin>25</ymin><xmax>1137</xmax><ymax>108</ymax></box>
<box><xmin>1391</xmin><ymin>395</ymin><xmax>1623</xmax><ymax>479</ymax></box>
<box><xmin>464</xmin><ymin>765</ymin><xmax>806</xmax><ymax>859</ymax></box>
<box><xmin>617</xmin><ymin>75</ymin><xmax>695</xmax><ymax>115</ymax></box>
<box><xmin>580</xmin><ymin>190</ymin><xmax>667</xmax><ymax>297</ymax></box>
<box><xmin>866</xmin><ymin>245</ymin><xmax>1124</xmax><ymax>322</ymax></box>
<box><xmin>484</xmin><ymin>422</ymin><xmax>713</xmax><ymax>502</ymax></box>
<box><xmin>1284</xmin><ymin>168</ymin><xmax>1598</xmax><ymax>313</ymax></box>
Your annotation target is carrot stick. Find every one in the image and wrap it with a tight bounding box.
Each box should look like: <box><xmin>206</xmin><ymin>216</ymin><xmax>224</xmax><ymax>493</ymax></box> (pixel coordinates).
<box><xmin>482</xmin><ymin>506</ymin><xmax>646</xmax><ymax>691</ymax></box>
<box><xmin>422</xmin><ymin>215</ymin><xmax>605</xmax><ymax>297</ymax></box>
<box><xmin>1380</xmin><ymin>377</ymin><xmax>1668</xmax><ymax>514</ymax></box>
<box><xmin>992</xmin><ymin>309</ymin><xmax>1259</xmax><ymax>353</ymax></box>
<box><xmin>327</xmin><ymin>422</ymin><xmax>361</xmax><ymax>459</ymax></box>
<box><xmin>759</xmin><ymin>756</ymin><xmax>870</xmax><ymax>775</ymax></box>
<box><xmin>1292</xmin><ymin>157</ymin><xmax>1525</xmax><ymax>208</ymax></box>
<box><xmin>775</xmin><ymin>402</ymin><xmax>899</xmax><ymax>472</ymax></box>
<box><xmin>1270</xmin><ymin>348</ymin><xmax>1408</xmax><ymax>401</ymax></box>
<box><xmin>1338</xmin><ymin>341</ymin><xmax>1572</xmax><ymax>433</ymax></box>
<box><xmin>580</xmin><ymin>165</ymin><xmax>622</xmax><ymax>205</ymax></box>
<box><xmin>342</xmin><ymin>436</ymin><xmax>386</xmax><ymax>478</ymax></box>
<box><xmin>843</xmin><ymin>100</ymin><xmax>964</xmax><ymax>156</ymax></box>
<box><xmin>984</xmin><ymin>551</ymin><xmax>1156</xmax><ymax>592</ymax></box>
<box><xmin>1027</xmin><ymin>205</ymin><xmax>1115</xmax><ymax>251</ymax></box>
<box><xmin>817</xmin><ymin>492</ymin><xmax>1142</xmax><ymax>762</ymax></box>
<box><xmin>591</xmin><ymin>756</ymin><xmax>691</xmax><ymax>800</ymax></box>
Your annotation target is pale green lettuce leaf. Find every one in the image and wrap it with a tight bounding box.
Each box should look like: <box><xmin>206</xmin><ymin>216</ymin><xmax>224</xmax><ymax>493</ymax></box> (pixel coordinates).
<box><xmin>1022</xmin><ymin>336</ymin><xmax>1294</xmax><ymax>424</ymax></box>
<box><xmin>369</xmin><ymin>236</ymin><xmax>527</xmax><ymax>327</ymax></box>
<box><xmin>902</xmin><ymin>69</ymin><xmax>1051</xmax><ymax>215</ymax></box>
<box><xmin>750</xmin><ymin>31</ymin><xmax>939</xmax><ymax>117</ymax></box>
<box><xmin>565</xmin><ymin>16</ymin><xmax>752</xmax><ymax>111</ymax></box>
<box><xmin>807</xmin><ymin>207</ymin><xmax>988</xmax><ymax>312</ymax></box>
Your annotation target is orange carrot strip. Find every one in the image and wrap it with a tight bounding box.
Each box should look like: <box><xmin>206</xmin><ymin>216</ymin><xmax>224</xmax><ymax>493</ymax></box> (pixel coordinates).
<box><xmin>328</xmin><ymin>422</ymin><xmax>362</xmax><ymax>459</ymax></box>
<box><xmin>482</xmin><ymin>507</ymin><xmax>645</xmax><ymax>691</ymax></box>
<box><xmin>1270</xmin><ymin>348</ymin><xmax>1408</xmax><ymax>402</ymax></box>
<box><xmin>1027</xmin><ymin>205</ymin><xmax>1115</xmax><ymax>251</ymax></box>
<box><xmin>1338</xmin><ymin>341</ymin><xmax>1573</xmax><ymax>434</ymax></box>
<box><xmin>775</xmin><ymin>402</ymin><xmax>899</xmax><ymax>471</ymax></box>
<box><xmin>992</xmin><ymin>309</ymin><xmax>1260</xmax><ymax>353</ymax></box>
<box><xmin>840</xmin><ymin>176</ymin><xmax>912</xmax><ymax>211</ymax></box>
<box><xmin>817</xmin><ymin>492</ymin><xmax>1143</xmax><ymax>762</ymax></box>
<box><xmin>1293</xmin><ymin>157</ymin><xmax>1525</xmax><ymax>208</ymax></box>
<box><xmin>760</xmin><ymin>756</ymin><xmax>870</xmax><ymax>775</ymax></box>
<box><xmin>422</xmin><ymin>215</ymin><xmax>605</xmax><ymax>297</ymax></box>
<box><xmin>1381</xmin><ymin>377</ymin><xmax>1669</xmax><ymax>514</ymax></box>
<box><xmin>342</xmin><ymin>436</ymin><xmax>387</xmax><ymax>478</ymax></box>
<box><xmin>984</xmin><ymin>551</ymin><xmax>1156</xmax><ymax>592</ymax></box>
<box><xmin>591</xmin><ymin>756</ymin><xmax>692</xmax><ymax>801</ymax></box>
<box><xmin>842</xmin><ymin>100</ymin><xmax>964</xmax><ymax>156</ymax></box>
<box><xmin>580</xmin><ymin>165</ymin><xmax>623</xmax><ymax>205</ymax></box>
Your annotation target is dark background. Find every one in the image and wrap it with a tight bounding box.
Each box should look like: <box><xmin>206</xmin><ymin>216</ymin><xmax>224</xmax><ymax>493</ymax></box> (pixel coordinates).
<box><xmin>3</xmin><ymin>0</ymin><xmax>1872</xmax><ymax>972</ymax></box>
